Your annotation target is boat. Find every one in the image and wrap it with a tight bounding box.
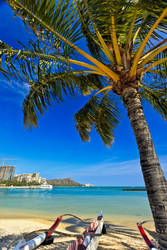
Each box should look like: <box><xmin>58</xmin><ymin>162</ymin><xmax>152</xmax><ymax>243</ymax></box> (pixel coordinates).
<box><xmin>13</xmin><ymin>215</ymin><xmax>62</xmax><ymax>250</ymax></box>
<box><xmin>137</xmin><ymin>220</ymin><xmax>158</xmax><ymax>250</ymax></box>
<box><xmin>67</xmin><ymin>213</ymin><xmax>104</xmax><ymax>250</ymax></box>
<box><xmin>39</xmin><ymin>184</ymin><xmax>53</xmax><ymax>189</ymax></box>
<box><xmin>13</xmin><ymin>213</ymin><xmax>103</xmax><ymax>250</ymax></box>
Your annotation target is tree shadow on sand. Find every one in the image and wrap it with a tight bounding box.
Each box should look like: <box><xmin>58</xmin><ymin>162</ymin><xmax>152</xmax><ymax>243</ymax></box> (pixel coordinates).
<box><xmin>0</xmin><ymin>233</ymin><xmax>74</xmax><ymax>249</ymax></box>
<box><xmin>44</xmin><ymin>218</ymin><xmax>150</xmax><ymax>249</ymax></box>
<box><xmin>60</xmin><ymin>217</ymin><xmax>94</xmax><ymax>233</ymax></box>
<box><xmin>0</xmin><ymin>234</ymin><xmax>23</xmax><ymax>249</ymax></box>
<box><xmin>142</xmin><ymin>226</ymin><xmax>159</xmax><ymax>249</ymax></box>
<box><xmin>97</xmin><ymin>220</ymin><xmax>158</xmax><ymax>250</ymax></box>
<box><xmin>0</xmin><ymin>218</ymin><xmax>158</xmax><ymax>250</ymax></box>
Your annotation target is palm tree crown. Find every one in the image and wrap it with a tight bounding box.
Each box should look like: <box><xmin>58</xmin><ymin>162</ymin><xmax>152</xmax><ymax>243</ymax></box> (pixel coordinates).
<box><xmin>0</xmin><ymin>0</ymin><xmax>166</xmax><ymax>144</ymax></box>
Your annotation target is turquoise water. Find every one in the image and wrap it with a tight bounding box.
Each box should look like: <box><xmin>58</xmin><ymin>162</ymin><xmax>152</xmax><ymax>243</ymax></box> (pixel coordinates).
<box><xmin>0</xmin><ymin>187</ymin><xmax>152</xmax><ymax>221</ymax></box>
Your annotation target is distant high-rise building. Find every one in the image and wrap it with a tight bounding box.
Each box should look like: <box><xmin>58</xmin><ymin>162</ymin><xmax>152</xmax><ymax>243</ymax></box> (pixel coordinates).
<box><xmin>0</xmin><ymin>166</ymin><xmax>16</xmax><ymax>180</ymax></box>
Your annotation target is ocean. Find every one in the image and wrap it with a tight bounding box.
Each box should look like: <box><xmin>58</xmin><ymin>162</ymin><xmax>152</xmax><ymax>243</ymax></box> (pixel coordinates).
<box><xmin>0</xmin><ymin>187</ymin><xmax>152</xmax><ymax>224</ymax></box>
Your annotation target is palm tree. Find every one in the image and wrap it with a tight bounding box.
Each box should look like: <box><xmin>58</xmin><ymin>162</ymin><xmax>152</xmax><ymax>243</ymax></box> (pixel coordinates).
<box><xmin>1</xmin><ymin>0</ymin><xmax>167</xmax><ymax>247</ymax></box>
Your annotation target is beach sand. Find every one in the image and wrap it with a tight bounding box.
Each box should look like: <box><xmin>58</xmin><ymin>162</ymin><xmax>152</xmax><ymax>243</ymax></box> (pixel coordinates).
<box><xmin>0</xmin><ymin>216</ymin><xmax>157</xmax><ymax>249</ymax></box>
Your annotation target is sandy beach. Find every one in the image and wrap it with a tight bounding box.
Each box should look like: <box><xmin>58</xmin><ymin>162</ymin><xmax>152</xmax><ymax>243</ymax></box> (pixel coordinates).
<box><xmin>0</xmin><ymin>186</ymin><xmax>157</xmax><ymax>249</ymax></box>
<box><xmin>0</xmin><ymin>216</ymin><xmax>157</xmax><ymax>249</ymax></box>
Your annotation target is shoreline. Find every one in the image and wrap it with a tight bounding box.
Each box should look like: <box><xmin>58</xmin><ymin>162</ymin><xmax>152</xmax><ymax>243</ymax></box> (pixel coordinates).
<box><xmin>0</xmin><ymin>208</ymin><xmax>152</xmax><ymax>230</ymax></box>
<box><xmin>0</xmin><ymin>185</ymin><xmax>85</xmax><ymax>189</ymax></box>
<box><xmin>0</xmin><ymin>185</ymin><xmax>52</xmax><ymax>189</ymax></box>
<box><xmin>123</xmin><ymin>188</ymin><xmax>146</xmax><ymax>191</ymax></box>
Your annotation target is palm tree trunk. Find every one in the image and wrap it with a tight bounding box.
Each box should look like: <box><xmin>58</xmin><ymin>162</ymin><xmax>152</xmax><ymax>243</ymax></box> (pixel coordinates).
<box><xmin>122</xmin><ymin>86</ymin><xmax>167</xmax><ymax>249</ymax></box>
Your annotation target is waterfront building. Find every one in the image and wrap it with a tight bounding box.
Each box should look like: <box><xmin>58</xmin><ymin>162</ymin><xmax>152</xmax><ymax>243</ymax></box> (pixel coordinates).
<box><xmin>39</xmin><ymin>177</ymin><xmax>47</xmax><ymax>184</ymax></box>
<box><xmin>14</xmin><ymin>173</ymin><xmax>47</xmax><ymax>184</ymax></box>
<box><xmin>0</xmin><ymin>166</ymin><xmax>16</xmax><ymax>180</ymax></box>
<box><xmin>32</xmin><ymin>173</ymin><xmax>39</xmax><ymax>179</ymax></box>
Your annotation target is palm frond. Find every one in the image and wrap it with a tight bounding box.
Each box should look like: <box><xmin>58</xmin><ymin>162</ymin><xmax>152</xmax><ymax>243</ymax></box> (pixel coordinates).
<box><xmin>144</xmin><ymin>57</ymin><xmax>167</xmax><ymax>73</ymax></box>
<box><xmin>0</xmin><ymin>40</ymin><xmax>63</xmax><ymax>82</ymax></box>
<box><xmin>76</xmin><ymin>1</ymin><xmax>104</xmax><ymax>61</ymax></box>
<box><xmin>130</xmin><ymin>7</ymin><xmax>167</xmax><ymax>77</ymax></box>
<box><xmin>23</xmin><ymin>71</ymin><xmax>104</xmax><ymax>127</ymax></box>
<box><xmin>6</xmin><ymin>0</ymin><xmax>120</xmax><ymax>80</ymax></box>
<box><xmin>139</xmin><ymin>84</ymin><xmax>167</xmax><ymax>119</ymax></box>
<box><xmin>0</xmin><ymin>39</ymin><xmax>109</xmax><ymax>84</ymax></box>
<box><xmin>85</xmin><ymin>0</ymin><xmax>133</xmax><ymax>45</ymax></box>
<box><xmin>74</xmin><ymin>95</ymin><xmax>120</xmax><ymax>146</ymax></box>
<box><xmin>139</xmin><ymin>45</ymin><xmax>167</xmax><ymax>67</ymax></box>
<box><xmin>43</xmin><ymin>71</ymin><xmax>104</xmax><ymax>96</ymax></box>
<box><xmin>7</xmin><ymin>0</ymin><xmax>83</xmax><ymax>56</ymax></box>
<box><xmin>79</xmin><ymin>0</ymin><xmax>114</xmax><ymax>63</ymax></box>
<box><xmin>130</xmin><ymin>0</ymin><xmax>167</xmax><ymax>51</ymax></box>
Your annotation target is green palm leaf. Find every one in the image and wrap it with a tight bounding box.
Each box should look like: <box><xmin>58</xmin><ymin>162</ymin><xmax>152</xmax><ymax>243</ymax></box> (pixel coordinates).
<box><xmin>74</xmin><ymin>95</ymin><xmax>120</xmax><ymax>146</ymax></box>
<box><xmin>85</xmin><ymin>0</ymin><xmax>167</xmax><ymax>50</ymax></box>
<box><xmin>7</xmin><ymin>0</ymin><xmax>83</xmax><ymax>56</ymax></box>
<box><xmin>2</xmin><ymin>0</ymin><xmax>167</xmax><ymax>133</ymax></box>
<box><xmin>23</xmin><ymin>71</ymin><xmax>104</xmax><ymax>127</ymax></box>
<box><xmin>76</xmin><ymin>1</ymin><xmax>104</xmax><ymax>61</ymax></box>
<box><xmin>140</xmin><ymin>84</ymin><xmax>167</xmax><ymax>119</ymax></box>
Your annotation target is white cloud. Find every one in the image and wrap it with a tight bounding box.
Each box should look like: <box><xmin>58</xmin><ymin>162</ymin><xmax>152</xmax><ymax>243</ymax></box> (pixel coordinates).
<box><xmin>0</xmin><ymin>79</ymin><xmax>29</xmax><ymax>95</ymax></box>
<box><xmin>53</xmin><ymin>159</ymin><xmax>141</xmax><ymax>179</ymax></box>
<box><xmin>55</xmin><ymin>155</ymin><xmax>167</xmax><ymax>179</ymax></box>
<box><xmin>0</xmin><ymin>78</ymin><xmax>29</xmax><ymax>104</ymax></box>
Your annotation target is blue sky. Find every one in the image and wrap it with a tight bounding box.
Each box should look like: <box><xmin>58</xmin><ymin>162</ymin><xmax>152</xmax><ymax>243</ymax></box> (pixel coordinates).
<box><xmin>0</xmin><ymin>1</ymin><xmax>166</xmax><ymax>186</ymax></box>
